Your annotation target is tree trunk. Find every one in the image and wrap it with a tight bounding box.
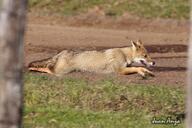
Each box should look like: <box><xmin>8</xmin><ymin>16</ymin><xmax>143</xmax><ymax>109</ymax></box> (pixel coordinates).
<box><xmin>186</xmin><ymin>1</ymin><xmax>192</xmax><ymax>127</ymax></box>
<box><xmin>0</xmin><ymin>0</ymin><xmax>27</xmax><ymax>128</ymax></box>
<box><xmin>187</xmin><ymin>37</ymin><xmax>192</xmax><ymax>128</ymax></box>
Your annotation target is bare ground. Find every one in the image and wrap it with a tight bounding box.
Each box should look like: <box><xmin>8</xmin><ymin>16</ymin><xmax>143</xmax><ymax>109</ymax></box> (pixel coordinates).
<box><xmin>24</xmin><ymin>15</ymin><xmax>189</xmax><ymax>86</ymax></box>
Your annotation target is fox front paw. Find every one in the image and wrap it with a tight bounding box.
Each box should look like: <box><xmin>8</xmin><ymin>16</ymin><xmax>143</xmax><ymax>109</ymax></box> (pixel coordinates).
<box><xmin>137</xmin><ymin>67</ymin><xmax>155</xmax><ymax>78</ymax></box>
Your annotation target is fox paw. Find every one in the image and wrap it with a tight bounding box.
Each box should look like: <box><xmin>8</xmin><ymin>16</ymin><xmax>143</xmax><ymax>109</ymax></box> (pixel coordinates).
<box><xmin>138</xmin><ymin>67</ymin><xmax>155</xmax><ymax>79</ymax></box>
<box><xmin>141</xmin><ymin>73</ymin><xmax>155</xmax><ymax>80</ymax></box>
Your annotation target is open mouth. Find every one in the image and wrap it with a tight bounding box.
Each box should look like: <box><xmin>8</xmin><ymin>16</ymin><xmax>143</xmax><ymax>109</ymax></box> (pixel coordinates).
<box><xmin>140</xmin><ymin>60</ymin><xmax>147</xmax><ymax>66</ymax></box>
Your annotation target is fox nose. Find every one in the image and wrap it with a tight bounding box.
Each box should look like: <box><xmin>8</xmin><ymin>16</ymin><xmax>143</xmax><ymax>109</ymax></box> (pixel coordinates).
<box><xmin>152</xmin><ymin>61</ymin><xmax>155</xmax><ymax>66</ymax></box>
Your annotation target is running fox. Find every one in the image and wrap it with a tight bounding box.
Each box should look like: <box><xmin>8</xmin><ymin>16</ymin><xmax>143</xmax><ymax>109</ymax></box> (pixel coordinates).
<box><xmin>28</xmin><ymin>40</ymin><xmax>155</xmax><ymax>77</ymax></box>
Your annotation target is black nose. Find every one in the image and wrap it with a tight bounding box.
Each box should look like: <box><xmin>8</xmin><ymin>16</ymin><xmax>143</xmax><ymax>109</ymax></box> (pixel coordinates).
<box><xmin>152</xmin><ymin>61</ymin><xmax>155</xmax><ymax>66</ymax></box>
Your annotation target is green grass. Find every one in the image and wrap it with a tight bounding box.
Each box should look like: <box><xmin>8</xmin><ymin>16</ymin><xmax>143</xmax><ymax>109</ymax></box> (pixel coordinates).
<box><xmin>24</xmin><ymin>73</ymin><xmax>185</xmax><ymax>128</ymax></box>
<box><xmin>28</xmin><ymin>0</ymin><xmax>189</xmax><ymax>19</ymax></box>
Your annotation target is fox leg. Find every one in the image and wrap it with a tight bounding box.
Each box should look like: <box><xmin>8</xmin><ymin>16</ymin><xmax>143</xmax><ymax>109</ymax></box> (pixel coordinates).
<box><xmin>119</xmin><ymin>67</ymin><xmax>154</xmax><ymax>77</ymax></box>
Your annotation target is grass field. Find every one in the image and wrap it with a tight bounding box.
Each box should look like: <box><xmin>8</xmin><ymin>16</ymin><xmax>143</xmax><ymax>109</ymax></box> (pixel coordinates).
<box><xmin>28</xmin><ymin>0</ymin><xmax>189</xmax><ymax>19</ymax></box>
<box><xmin>24</xmin><ymin>73</ymin><xmax>185</xmax><ymax>128</ymax></box>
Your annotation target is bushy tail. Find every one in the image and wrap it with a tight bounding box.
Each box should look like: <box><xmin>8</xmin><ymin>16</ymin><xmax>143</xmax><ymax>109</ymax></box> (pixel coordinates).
<box><xmin>28</xmin><ymin>57</ymin><xmax>56</xmax><ymax>74</ymax></box>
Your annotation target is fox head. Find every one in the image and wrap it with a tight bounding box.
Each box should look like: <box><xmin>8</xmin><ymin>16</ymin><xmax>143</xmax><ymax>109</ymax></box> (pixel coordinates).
<box><xmin>131</xmin><ymin>40</ymin><xmax>155</xmax><ymax>67</ymax></box>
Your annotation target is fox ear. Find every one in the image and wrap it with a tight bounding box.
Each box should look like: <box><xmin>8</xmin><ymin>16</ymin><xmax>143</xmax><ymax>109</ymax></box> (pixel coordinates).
<box><xmin>136</xmin><ymin>40</ymin><xmax>143</xmax><ymax>45</ymax></box>
<box><xmin>131</xmin><ymin>40</ymin><xmax>137</xmax><ymax>49</ymax></box>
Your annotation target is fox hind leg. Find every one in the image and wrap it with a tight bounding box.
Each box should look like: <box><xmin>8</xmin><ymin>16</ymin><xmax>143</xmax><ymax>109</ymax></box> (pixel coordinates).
<box><xmin>28</xmin><ymin>57</ymin><xmax>55</xmax><ymax>74</ymax></box>
<box><xmin>28</xmin><ymin>67</ymin><xmax>54</xmax><ymax>74</ymax></box>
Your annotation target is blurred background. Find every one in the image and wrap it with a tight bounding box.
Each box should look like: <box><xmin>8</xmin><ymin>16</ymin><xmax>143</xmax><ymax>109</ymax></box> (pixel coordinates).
<box><xmin>27</xmin><ymin>0</ymin><xmax>189</xmax><ymax>29</ymax></box>
<box><xmin>28</xmin><ymin>0</ymin><xmax>189</xmax><ymax>18</ymax></box>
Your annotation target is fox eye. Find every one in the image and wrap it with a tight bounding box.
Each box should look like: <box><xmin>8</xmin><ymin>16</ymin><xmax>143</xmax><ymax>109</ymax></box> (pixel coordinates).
<box><xmin>144</xmin><ymin>55</ymin><xmax>147</xmax><ymax>58</ymax></box>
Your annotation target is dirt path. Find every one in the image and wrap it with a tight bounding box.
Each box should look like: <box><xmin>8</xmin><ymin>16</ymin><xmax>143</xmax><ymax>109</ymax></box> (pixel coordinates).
<box><xmin>24</xmin><ymin>17</ymin><xmax>189</xmax><ymax>86</ymax></box>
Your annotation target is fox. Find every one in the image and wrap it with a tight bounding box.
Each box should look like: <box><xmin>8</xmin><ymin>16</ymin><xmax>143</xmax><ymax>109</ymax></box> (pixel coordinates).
<box><xmin>28</xmin><ymin>40</ymin><xmax>155</xmax><ymax>78</ymax></box>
